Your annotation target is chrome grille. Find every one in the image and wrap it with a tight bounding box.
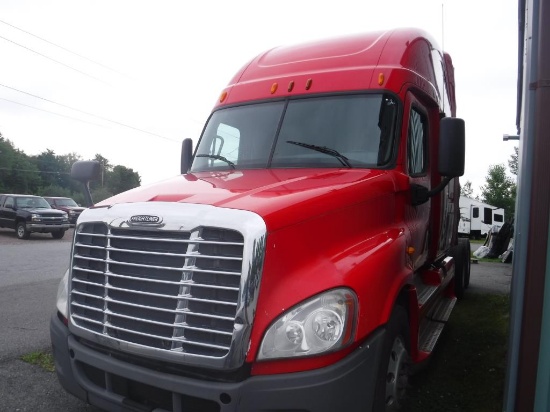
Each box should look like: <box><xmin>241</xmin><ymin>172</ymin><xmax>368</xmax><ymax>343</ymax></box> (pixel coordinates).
<box><xmin>69</xmin><ymin>222</ymin><xmax>244</xmax><ymax>358</ymax></box>
<box><xmin>39</xmin><ymin>214</ymin><xmax>65</xmax><ymax>224</ymax></box>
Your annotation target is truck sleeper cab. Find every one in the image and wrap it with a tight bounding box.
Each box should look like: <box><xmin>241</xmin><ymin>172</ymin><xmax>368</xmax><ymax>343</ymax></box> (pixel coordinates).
<box><xmin>51</xmin><ymin>28</ymin><xmax>468</xmax><ymax>411</ymax></box>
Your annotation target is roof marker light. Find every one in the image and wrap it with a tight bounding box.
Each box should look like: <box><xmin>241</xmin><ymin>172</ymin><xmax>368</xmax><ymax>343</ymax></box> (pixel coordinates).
<box><xmin>378</xmin><ymin>73</ymin><xmax>385</xmax><ymax>86</ymax></box>
<box><xmin>288</xmin><ymin>81</ymin><xmax>295</xmax><ymax>92</ymax></box>
<box><xmin>305</xmin><ymin>79</ymin><xmax>313</xmax><ymax>90</ymax></box>
<box><xmin>219</xmin><ymin>91</ymin><xmax>228</xmax><ymax>103</ymax></box>
<box><xmin>271</xmin><ymin>83</ymin><xmax>278</xmax><ymax>94</ymax></box>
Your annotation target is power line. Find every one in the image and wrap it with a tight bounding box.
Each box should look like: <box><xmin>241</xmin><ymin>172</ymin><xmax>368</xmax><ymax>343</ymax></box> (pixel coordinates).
<box><xmin>0</xmin><ymin>18</ymin><xmax>127</xmax><ymax>77</ymax></box>
<box><xmin>0</xmin><ymin>34</ymin><xmax>110</xmax><ymax>85</ymax></box>
<box><xmin>0</xmin><ymin>97</ymin><xmax>107</xmax><ymax>128</ymax></box>
<box><xmin>0</xmin><ymin>84</ymin><xmax>179</xmax><ymax>142</ymax></box>
<box><xmin>0</xmin><ymin>167</ymin><xmax>69</xmax><ymax>175</ymax></box>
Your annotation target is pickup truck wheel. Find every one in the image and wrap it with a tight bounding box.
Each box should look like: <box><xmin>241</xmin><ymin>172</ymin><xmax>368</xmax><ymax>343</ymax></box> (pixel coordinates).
<box><xmin>51</xmin><ymin>230</ymin><xmax>65</xmax><ymax>239</ymax></box>
<box><xmin>16</xmin><ymin>222</ymin><xmax>30</xmax><ymax>239</ymax></box>
<box><xmin>373</xmin><ymin>306</ymin><xmax>410</xmax><ymax>412</ymax></box>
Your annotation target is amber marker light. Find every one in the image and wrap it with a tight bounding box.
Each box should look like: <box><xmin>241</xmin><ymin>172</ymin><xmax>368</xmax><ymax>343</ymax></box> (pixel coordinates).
<box><xmin>305</xmin><ymin>78</ymin><xmax>313</xmax><ymax>90</ymax></box>
<box><xmin>378</xmin><ymin>73</ymin><xmax>385</xmax><ymax>86</ymax></box>
<box><xmin>288</xmin><ymin>81</ymin><xmax>295</xmax><ymax>92</ymax></box>
<box><xmin>271</xmin><ymin>83</ymin><xmax>278</xmax><ymax>94</ymax></box>
<box><xmin>407</xmin><ymin>246</ymin><xmax>415</xmax><ymax>255</ymax></box>
<box><xmin>219</xmin><ymin>90</ymin><xmax>228</xmax><ymax>103</ymax></box>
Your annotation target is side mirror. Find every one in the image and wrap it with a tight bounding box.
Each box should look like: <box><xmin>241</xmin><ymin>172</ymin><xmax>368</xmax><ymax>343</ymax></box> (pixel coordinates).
<box><xmin>71</xmin><ymin>161</ymin><xmax>101</xmax><ymax>207</ymax></box>
<box><xmin>181</xmin><ymin>138</ymin><xmax>193</xmax><ymax>174</ymax></box>
<box><xmin>439</xmin><ymin>117</ymin><xmax>465</xmax><ymax>177</ymax></box>
<box><xmin>411</xmin><ymin>117</ymin><xmax>465</xmax><ymax>206</ymax></box>
<box><xmin>71</xmin><ymin>161</ymin><xmax>101</xmax><ymax>182</ymax></box>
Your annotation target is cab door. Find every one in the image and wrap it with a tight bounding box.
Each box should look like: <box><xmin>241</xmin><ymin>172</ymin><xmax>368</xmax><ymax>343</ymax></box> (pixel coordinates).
<box><xmin>0</xmin><ymin>196</ymin><xmax>17</xmax><ymax>229</ymax></box>
<box><xmin>403</xmin><ymin>92</ymin><xmax>432</xmax><ymax>270</ymax></box>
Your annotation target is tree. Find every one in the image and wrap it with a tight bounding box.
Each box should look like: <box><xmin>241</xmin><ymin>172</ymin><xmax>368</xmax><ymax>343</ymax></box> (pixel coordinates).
<box><xmin>460</xmin><ymin>180</ymin><xmax>474</xmax><ymax>198</ymax></box>
<box><xmin>59</xmin><ymin>152</ymin><xmax>83</xmax><ymax>194</ymax></box>
<box><xmin>509</xmin><ymin>146</ymin><xmax>519</xmax><ymax>176</ymax></box>
<box><xmin>91</xmin><ymin>187</ymin><xmax>115</xmax><ymax>203</ymax></box>
<box><xmin>0</xmin><ymin>136</ymin><xmax>41</xmax><ymax>193</ymax></box>
<box><xmin>480</xmin><ymin>164</ymin><xmax>517</xmax><ymax>220</ymax></box>
<box><xmin>32</xmin><ymin>149</ymin><xmax>75</xmax><ymax>191</ymax></box>
<box><xmin>0</xmin><ymin>133</ymin><xmax>140</xmax><ymax>200</ymax></box>
<box><xmin>91</xmin><ymin>154</ymin><xmax>112</xmax><ymax>190</ymax></box>
<box><xmin>107</xmin><ymin>165</ymin><xmax>141</xmax><ymax>195</ymax></box>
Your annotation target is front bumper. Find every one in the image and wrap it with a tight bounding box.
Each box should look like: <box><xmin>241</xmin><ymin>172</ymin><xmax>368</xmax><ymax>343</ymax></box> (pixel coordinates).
<box><xmin>68</xmin><ymin>214</ymin><xmax>81</xmax><ymax>224</ymax></box>
<box><xmin>51</xmin><ymin>313</ymin><xmax>385</xmax><ymax>412</ymax></box>
<box><xmin>27</xmin><ymin>223</ymin><xmax>70</xmax><ymax>232</ymax></box>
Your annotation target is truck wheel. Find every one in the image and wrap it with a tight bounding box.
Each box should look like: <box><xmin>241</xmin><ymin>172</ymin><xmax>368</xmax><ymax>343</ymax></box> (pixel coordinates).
<box><xmin>373</xmin><ymin>306</ymin><xmax>410</xmax><ymax>412</ymax></box>
<box><xmin>16</xmin><ymin>222</ymin><xmax>30</xmax><ymax>239</ymax></box>
<box><xmin>51</xmin><ymin>230</ymin><xmax>65</xmax><ymax>239</ymax></box>
<box><xmin>460</xmin><ymin>238</ymin><xmax>471</xmax><ymax>288</ymax></box>
<box><xmin>450</xmin><ymin>244</ymin><xmax>465</xmax><ymax>299</ymax></box>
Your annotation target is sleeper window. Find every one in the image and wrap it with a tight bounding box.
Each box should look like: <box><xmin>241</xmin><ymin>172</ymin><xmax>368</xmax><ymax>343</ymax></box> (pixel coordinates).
<box><xmin>407</xmin><ymin>108</ymin><xmax>428</xmax><ymax>176</ymax></box>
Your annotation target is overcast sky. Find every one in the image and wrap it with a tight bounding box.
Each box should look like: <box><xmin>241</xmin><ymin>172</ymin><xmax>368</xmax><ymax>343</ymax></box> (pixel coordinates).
<box><xmin>0</xmin><ymin>0</ymin><xmax>519</xmax><ymax>196</ymax></box>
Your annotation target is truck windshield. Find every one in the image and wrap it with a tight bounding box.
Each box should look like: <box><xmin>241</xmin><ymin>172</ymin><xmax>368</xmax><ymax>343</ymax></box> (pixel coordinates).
<box><xmin>15</xmin><ymin>197</ymin><xmax>51</xmax><ymax>209</ymax></box>
<box><xmin>191</xmin><ymin>94</ymin><xmax>397</xmax><ymax>172</ymax></box>
<box><xmin>55</xmin><ymin>198</ymin><xmax>78</xmax><ymax>207</ymax></box>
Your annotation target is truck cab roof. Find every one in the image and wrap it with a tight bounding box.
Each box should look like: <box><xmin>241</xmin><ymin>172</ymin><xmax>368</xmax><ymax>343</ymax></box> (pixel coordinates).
<box><xmin>218</xmin><ymin>28</ymin><xmax>455</xmax><ymax>116</ymax></box>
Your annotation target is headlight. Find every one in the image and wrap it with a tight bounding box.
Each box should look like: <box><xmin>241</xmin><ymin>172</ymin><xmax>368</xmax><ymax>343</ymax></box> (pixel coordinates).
<box><xmin>56</xmin><ymin>269</ymin><xmax>69</xmax><ymax>319</ymax></box>
<box><xmin>69</xmin><ymin>210</ymin><xmax>76</xmax><ymax>216</ymax></box>
<box><xmin>258</xmin><ymin>288</ymin><xmax>357</xmax><ymax>360</ymax></box>
<box><xmin>62</xmin><ymin>212</ymin><xmax>69</xmax><ymax>221</ymax></box>
<box><xmin>31</xmin><ymin>213</ymin><xmax>41</xmax><ymax>221</ymax></box>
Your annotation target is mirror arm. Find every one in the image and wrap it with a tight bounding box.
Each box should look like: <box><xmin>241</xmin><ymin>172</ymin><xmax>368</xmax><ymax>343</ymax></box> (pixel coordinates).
<box><xmin>82</xmin><ymin>182</ymin><xmax>94</xmax><ymax>207</ymax></box>
<box><xmin>411</xmin><ymin>176</ymin><xmax>452</xmax><ymax>206</ymax></box>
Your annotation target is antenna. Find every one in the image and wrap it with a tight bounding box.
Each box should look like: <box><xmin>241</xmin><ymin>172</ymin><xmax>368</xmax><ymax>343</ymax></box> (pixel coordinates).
<box><xmin>442</xmin><ymin>3</ymin><xmax>445</xmax><ymax>52</ymax></box>
<box><xmin>441</xmin><ymin>2</ymin><xmax>447</xmax><ymax>115</ymax></box>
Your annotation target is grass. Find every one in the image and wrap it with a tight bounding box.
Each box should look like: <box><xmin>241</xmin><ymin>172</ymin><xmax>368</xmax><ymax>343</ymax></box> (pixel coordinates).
<box><xmin>473</xmin><ymin>257</ymin><xmax>502</xmax><ymax>263</ymax></box>
<box><xmin>408</xmin><ymin>293</ymin><xmax>510</xmax><ymax>412</ymax></box>
<box><xmin>20</xmin><ymin>350</ymin><xmax>55</xmax><ymax>372</ymax></box>
<box><xmin>470</xmin><ymin>238</ymin><xmax>486</xmax><ymax>244</ymax></box>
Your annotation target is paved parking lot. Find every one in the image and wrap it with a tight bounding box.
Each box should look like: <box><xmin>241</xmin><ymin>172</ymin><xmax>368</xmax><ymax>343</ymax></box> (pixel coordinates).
<box><xmin>468</xmin><ymin>260</ymin><xmax>512</xmax><ymax>295</ymax></box>
<box><xmin>0</xmin><ymin>227</ymin><xmax>74</xmax><ymax>244</ymax></box>
<box><xmin>0</xmin><ymin>230</ymin><xmax>511</xmax><ymax>411</ymax></box>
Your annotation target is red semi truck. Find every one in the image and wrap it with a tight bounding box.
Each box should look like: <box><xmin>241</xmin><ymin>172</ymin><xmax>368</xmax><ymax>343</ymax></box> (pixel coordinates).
<box><xmin>51</xmin><ymin>28</ymin><xmax>469</xmax><ymax>411</ymax></box>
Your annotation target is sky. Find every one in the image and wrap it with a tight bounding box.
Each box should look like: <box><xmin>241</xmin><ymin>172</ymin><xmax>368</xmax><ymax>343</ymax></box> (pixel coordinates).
<box><xmin>0</xmin><ymin>0</ymin><xmax>519</xmax><ymax>196</ymax></box>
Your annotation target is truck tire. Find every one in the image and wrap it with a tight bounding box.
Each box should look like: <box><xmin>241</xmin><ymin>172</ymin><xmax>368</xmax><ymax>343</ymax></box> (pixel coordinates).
<box><xmin>16</xmin><ymin>222</ymin><xmax>30</xmax><ymax>239</ymax></box>
<box><xmin>450</xmin><ymin>244</ymin><xmax>465</xmax><ymax>299</ymax></box>
<box><xmin>459</xmin><ymin>238</ymin><xmax>471</xmax><ymax>288</ymax></box>
<box><xmin>51</xmin><ymin>230</ymin><xmax>65</xmax><ymax>239</ymax></box>
<box><xmin>373</xmin><ymin>306</ymin><xmax>410</xmax><ymax>412</ymax></box>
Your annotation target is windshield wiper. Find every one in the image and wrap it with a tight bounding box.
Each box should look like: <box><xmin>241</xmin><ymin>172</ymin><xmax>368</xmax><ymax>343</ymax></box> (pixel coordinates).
<box><xmin>196</xmin><ymin>154</ymin><xmax>236</xmax><ymax>169</ymax></box>
<box><xmin>286</xmin><ymin>141</ymin><xmax>352</xmax><ymax>168</ymax></box>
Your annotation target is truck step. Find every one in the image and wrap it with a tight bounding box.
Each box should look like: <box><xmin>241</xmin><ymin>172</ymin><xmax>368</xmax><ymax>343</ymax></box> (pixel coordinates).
<box><xmin>414</xmin><ymin>282</ymin><xmax>438</xmax><ymax>306</ymax></box>
<box><xmin>418</xmin><ymin>297</ymin><xmax>457</xmax><ymax>353</ymax></box>
<box><xmin>429</xmin><ymin>296</ymin><xmax>457</xmax><ymax>323</ymax></box>
<box><xmin>418</xmin><ymin>320</ymin><xmax>445</xmax><ymax>352</ymax></box>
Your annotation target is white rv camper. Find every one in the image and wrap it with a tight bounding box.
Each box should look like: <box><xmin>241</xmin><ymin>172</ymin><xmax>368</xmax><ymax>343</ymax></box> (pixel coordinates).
<box><xmin>458</xmin><ymin>196</ymin><xmax>505</xmax><ymax>238</ymax></box>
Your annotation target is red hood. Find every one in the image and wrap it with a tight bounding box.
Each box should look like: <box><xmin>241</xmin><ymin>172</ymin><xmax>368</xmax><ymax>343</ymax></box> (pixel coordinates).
<box><xmin>96</xmin><ymin>169</ymin><xmax>398</xmax><ymax>232</ymax></box>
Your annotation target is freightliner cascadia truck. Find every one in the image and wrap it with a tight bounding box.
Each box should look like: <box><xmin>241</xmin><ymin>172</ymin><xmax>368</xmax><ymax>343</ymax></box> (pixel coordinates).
<box><xmin>51</xmin><ymin>28</ymin><xmax>470</xmax><ymax>411</ymax></box>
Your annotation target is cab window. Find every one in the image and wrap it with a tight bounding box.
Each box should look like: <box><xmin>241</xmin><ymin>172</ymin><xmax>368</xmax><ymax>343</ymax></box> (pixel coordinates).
<box><xmin>407</xmin><ymin>108</ymin><xmax>428</xmax><ymax>176</ymax></box>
